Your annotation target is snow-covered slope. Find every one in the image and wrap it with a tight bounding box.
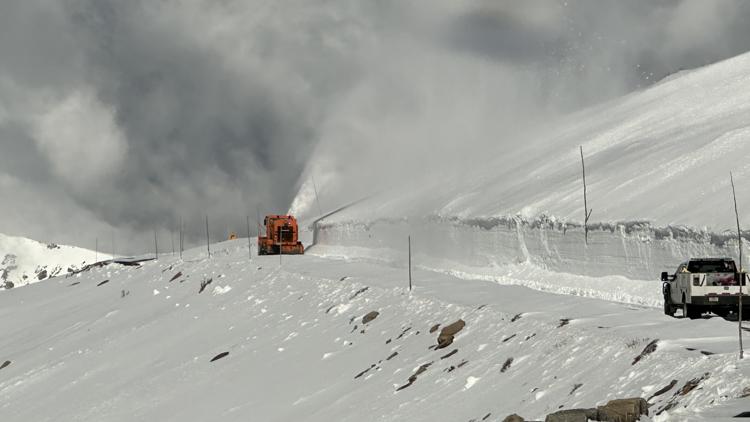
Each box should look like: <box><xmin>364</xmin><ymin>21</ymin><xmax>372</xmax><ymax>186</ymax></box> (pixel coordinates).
<box><xmin>0</xmin><ymin>232</ymin><xmax>97</xmax><ymax>288</ymax></box>
<box><xmin>300</xmin><ymin>52</ymin><xmax>750</xmax><ymax>230</ymax></box>
<box><xmin>0</xmin><ymin>240</ymin><xmax>747</xmax><ymax>421</ymax></box>
<box><xmin>297</xmin><ymin>52</ymin><xmax>750</xmax><ymax>284</ymax></box>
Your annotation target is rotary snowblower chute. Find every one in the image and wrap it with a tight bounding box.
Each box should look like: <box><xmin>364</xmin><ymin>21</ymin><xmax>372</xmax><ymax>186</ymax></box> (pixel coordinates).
<box><xmin>257</xmin><ymin>215</ymin><xmax>305</xmax><ymax>255</ymax></box>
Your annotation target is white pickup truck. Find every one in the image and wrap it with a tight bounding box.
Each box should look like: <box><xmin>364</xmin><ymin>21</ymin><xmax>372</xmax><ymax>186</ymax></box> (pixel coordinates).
<box><xmin>661</xmin><ymin>257</ymin><xmax>748</xmax><ymax>319</ymax></box>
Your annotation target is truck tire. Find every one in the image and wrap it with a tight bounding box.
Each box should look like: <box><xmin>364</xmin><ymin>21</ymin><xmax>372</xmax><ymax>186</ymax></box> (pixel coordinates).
<box><xmin>713</xmin><ymin>308</ymin><xmax>729</xmax><ymax>318</ymax></box>
<box><xmin>682</xmin><ymin>295</ymin><xmax>688</xmax><ymax>318</ymax></box>
<box><xmin>683</xmin><ymin>299</ymin><xmax>701</xmax><ymax>319</ymax></box>
<box><xmin>682</xmin><ymin>295</ymin><xmax>702</xmax><ymax>319</ymax></box>
<box><xmin>663</xmin><ymin>288</ymin><xmax>675</xmax><ymax>317</ymax></box>
<box><xmin>687</xmin><ymin>306</ymin><xmax>702</xmax><ymax>319</ymax></box>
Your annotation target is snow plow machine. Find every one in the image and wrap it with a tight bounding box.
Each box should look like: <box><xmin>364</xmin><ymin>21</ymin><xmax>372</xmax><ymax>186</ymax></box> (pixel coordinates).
<box><xmin>258</xmin><ymin>215</ymin><xmax>305</xmax><ymax>255</ymax></box>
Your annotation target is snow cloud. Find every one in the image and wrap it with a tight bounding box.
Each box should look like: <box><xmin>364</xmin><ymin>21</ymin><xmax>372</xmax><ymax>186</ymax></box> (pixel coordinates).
<box><xmin>32</xmin><ymin>89</ymin><xmax>128</xmax><ymax>188</ymax></box>
<box><xmin>1</xmin><ymin>0</ymin><xmax>750</xmax><ymax>251</ymax></box>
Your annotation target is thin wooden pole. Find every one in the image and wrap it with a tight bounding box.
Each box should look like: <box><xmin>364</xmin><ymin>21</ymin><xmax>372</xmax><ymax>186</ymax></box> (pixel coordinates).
<box><xmin>154</xmin><ymin>230</ymin><xmax>159</xmax><ymax>260</ymax></box>
<box><xmin>580</xmin><ymin>146</ymin><xmax>592</xmax><ymax>244</ymax></box>
<box><xmin>279</xmin><ymin>226</ymin><xmax>283</xmax><ymax>267</ymax></box>
<box><xmin>112</xmin><ymin>231</ymin><xmax>116</xmax><ymax>261</ymax></box>
<box><xmin>205</xmin><ymin>215</ymin><xmax>211</xmax><ymax>258</ymax></box>
<box><xmin>251</xmin><ymin>215</ymin><xmax>253</xmax><ymax>259</ymax></box>
<box><xmin>730</xmin><ymin>172</ymin><xmax>744</xmax><ymax>360</ymax></box>
<box><xmin>408</xmin><ymin>236</ymin><xmax>412</xmax><ymax>291</ymax></box>
<box><xmin>179</xmin><ymin>216</ymin><xmax>183</xmax><ymax>259</ymax></box>
<box><xmin>95</xmin><ymin>237</ymin><xmax>98</xmax><ymax>263</ymax></box>
<box><xmin>171</xmin><ymin>230</ymin><xmax>175</xmax><ymax>256</ymax></box>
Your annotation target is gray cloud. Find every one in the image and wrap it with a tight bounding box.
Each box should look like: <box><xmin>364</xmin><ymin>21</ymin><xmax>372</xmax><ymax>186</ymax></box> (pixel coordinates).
<box><xmin>1</xmin><ymin>0</ymin><xmax>750</xmax><ymax>252</ymax></box>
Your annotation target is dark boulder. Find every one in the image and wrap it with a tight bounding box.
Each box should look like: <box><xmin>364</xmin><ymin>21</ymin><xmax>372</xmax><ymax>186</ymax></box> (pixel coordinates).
<box><xmin>544</xmin><ymin>409</ymin><xmax>598</xmax><ymax>422</ymax></box>
<box><xmin>596</xmin><ymin>398</ymin><xmax>648</xmax><ymax>422</ymax></box>
<box><xmin>362</xmin><ymin>311</ymin><xmax>380</xmax><ymax>324</ymax></box>
<box><xmin>437</xmin><ymin>319</ymin><xmax>465</xmax><ymax>349</ymax></box>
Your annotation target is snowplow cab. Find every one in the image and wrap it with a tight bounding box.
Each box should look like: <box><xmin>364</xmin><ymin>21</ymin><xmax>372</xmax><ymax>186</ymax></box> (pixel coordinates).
<box><xmin>258</xmin><ymin>215</ymin><xmax>305</xmax><ymax>255</ymax></box>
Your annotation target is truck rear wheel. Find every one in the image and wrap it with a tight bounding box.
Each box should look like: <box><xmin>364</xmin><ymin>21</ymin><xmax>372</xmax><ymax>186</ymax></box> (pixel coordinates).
<box><xmin>682</xmin><ymin>295</ymin><xmax>702</xmax><ymax>319</ymax></box>
<box><xmin>684</xmin><ymin>302</ymin><xmax>701</xmax><ymax>319</ymax></box>
<box><xmin>682</xmin><ymin>295</ymin><xmax>688</xmax><ymax>318</ymax></box>
<box><xmin>688</xmin><ymin>306</ymin><xmax>702</xmax><ymax>319</ymax></box>
<box><xmin>663</xmin><ymin>287</ymin><xmax>675</xmax><ymax>317</ymax></box>
<box><xmin>713</xmin><ymin>308</ymin><xmax>729</xmax><ymax>318</ymax></box>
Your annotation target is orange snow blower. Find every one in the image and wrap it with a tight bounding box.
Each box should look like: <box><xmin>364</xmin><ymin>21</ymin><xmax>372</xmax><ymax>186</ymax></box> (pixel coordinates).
<box><xmin>258</xmin><ymin>215</ymin><xmax>305</xmax><ymax>255</ymax></box>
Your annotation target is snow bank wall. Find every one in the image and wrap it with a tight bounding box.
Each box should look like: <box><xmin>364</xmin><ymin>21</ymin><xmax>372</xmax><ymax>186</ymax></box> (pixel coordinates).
<box><xmin>313</xmin><ymin>216</ymin><xmax>745</xmax><ymax>280</ymax></box>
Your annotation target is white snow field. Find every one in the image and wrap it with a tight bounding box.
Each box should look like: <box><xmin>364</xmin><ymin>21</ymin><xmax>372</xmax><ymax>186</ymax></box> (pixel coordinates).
<box><xmin>0</xmin><ymin>232</ymin><xmax>98</xmax><ymax>288</ymax></box>
<box><xmin>0</xmin><ymin>240</ymin><xmax>747</xmax><ymax>421</ymax></box>
<box><xmin>297</xmin><ymin>52</ymin><xmax>750</xmax><ymax>288</ymax></box>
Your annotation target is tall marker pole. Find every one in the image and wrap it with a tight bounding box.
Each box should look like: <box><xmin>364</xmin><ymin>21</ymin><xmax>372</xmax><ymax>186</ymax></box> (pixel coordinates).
<box><xmin>179</xmin><ymin>216</ymin><xmax>183</xmax><ymax>259</ymax></box>
<box><xmin>251</xmin><ymin>215</ymin><xmax>253</xmax><ymax>259</ymax></box>
<box><xmin>205</xmin><ymin>215</ymin><xmax>211</xmax><ymax>258</ymax></box>
<box><xmin>730</xmin><ymin>172</ymin><xmax>744</xmax><ymax>360</ymax></box>
<box><xmin>408</xmin><ymin>236</ymin><xmax>412</xmax><ymax>291</ymax></box>
<box><xmin>279</xmin><ymin>227</ymin><xmax>283</xmax><ymax>267</ymax></box>
<box><xmin>580</xmin><ymin>146</ymin><xmax>593</xmax><ymax>244</ymax></box>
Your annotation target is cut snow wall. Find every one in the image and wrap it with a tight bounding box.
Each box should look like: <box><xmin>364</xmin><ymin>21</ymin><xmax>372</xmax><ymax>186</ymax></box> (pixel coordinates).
<box><xmin>314</xmin><ymin>216</ymin><xmax>746</xmax><ymax>280</ymax></box>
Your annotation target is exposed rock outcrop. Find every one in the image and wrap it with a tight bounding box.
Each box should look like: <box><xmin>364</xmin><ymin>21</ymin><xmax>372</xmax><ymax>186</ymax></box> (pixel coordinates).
<box><xmin>362</xmin><ymin>311</ymin><xmax>379</xmax><ymax>324</ymax></box>
<box><xmin>545</xmin><ymin>408</ymin><xmax>598</xmax><ymax>422</ymax></box>
<box><xmin>437</xmin><ymin>319</ymin><xmax>465</xmax><ymax>349</ymax></box>
<box><xmin>597</xmin><ymin>398</ymin><xmax>648</xmax><ymax>422</ymax></box>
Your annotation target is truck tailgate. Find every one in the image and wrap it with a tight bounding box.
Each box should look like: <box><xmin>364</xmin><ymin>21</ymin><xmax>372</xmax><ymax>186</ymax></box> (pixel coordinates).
<box><xmin>691</xmin><ymin>272</ymin><xmax>746</xmax><ymax>297</ymax></box>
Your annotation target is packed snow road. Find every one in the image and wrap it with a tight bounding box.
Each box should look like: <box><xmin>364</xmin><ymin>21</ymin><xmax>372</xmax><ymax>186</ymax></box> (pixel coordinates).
<box><xmin>0</xmin><ymin>240</ymin><xmax>747</xmax><ymax>421</ymax></box>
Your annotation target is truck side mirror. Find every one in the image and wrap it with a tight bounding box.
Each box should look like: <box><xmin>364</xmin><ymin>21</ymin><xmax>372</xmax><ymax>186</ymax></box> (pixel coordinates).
<box><xmin>661</xmin><ymin>271</ymin><xmax>669</xmax><ymax>282</ymax></box>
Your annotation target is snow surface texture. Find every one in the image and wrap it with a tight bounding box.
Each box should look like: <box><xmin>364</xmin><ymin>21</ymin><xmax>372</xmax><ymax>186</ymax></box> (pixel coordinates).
<box><xmin>0</xmin><ymin>240</ymin><xmax>747</xmax><ymax>421</ymax></box>
<box><xmin>0</xmin><ymin>232</ymin><xmax>97</xmax><ymax>287</ymax></box>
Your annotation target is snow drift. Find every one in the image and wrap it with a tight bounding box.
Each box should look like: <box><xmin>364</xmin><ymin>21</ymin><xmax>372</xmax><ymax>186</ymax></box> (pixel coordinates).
<box><xmin>299</xmin><ymin>52</ymin><xmax>750</xmax><ymax>284</ymax></box>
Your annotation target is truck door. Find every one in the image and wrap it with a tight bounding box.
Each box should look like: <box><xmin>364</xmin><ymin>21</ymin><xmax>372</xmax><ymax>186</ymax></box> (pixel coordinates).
<box><xmin>674</xmin><ymin>263</ymin><xmax>688</xmax><ymax>304</ymax></box>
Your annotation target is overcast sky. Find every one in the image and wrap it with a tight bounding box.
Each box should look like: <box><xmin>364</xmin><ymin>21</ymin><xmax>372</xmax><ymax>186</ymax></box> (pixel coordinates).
<box><xmin>1</xmin><ymin>0</ymin><xmax>750</xmax><ymax>253</ymax></box>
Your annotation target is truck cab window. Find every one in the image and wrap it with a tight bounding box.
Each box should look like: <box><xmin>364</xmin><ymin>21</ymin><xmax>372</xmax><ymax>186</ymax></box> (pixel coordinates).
<box><xmin>687</xmin><ymin>260</ymin><xmax>736</xmax><ymax>273</ymax></box>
